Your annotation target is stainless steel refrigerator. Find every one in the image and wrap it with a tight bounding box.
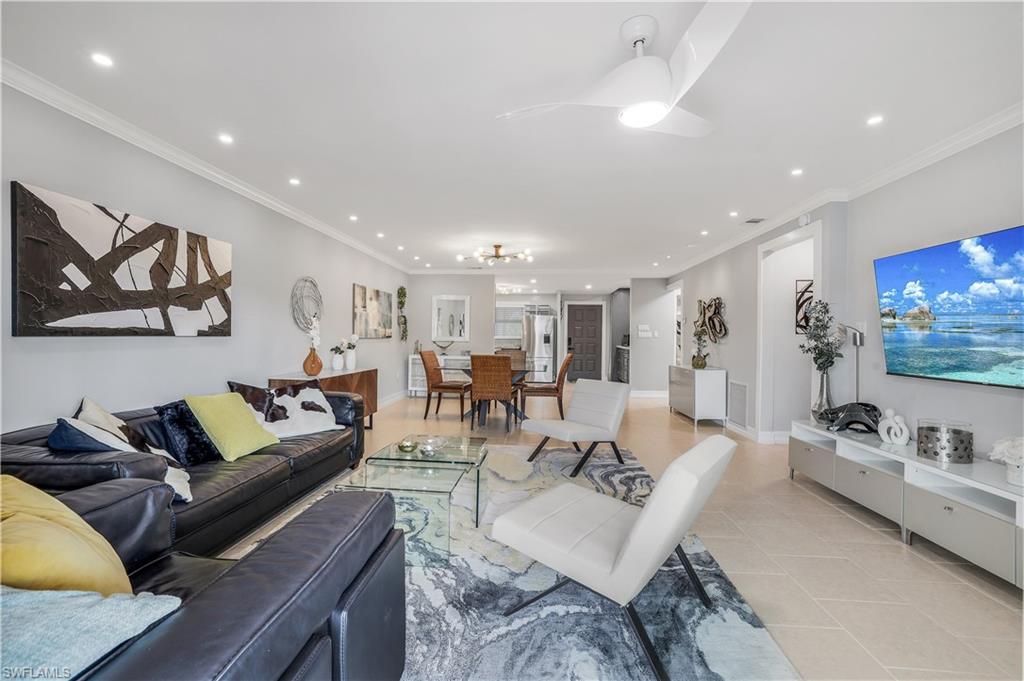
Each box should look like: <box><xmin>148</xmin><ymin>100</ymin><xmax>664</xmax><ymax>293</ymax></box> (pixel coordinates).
<box><xmin>523</xmin><ymin>310</ymin><xmax>556</xmax><ymax>382</ymax></box>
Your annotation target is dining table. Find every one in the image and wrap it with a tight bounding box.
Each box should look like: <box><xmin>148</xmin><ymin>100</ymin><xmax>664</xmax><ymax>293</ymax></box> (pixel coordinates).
<box><xmin>439</xmin><ymin>355</ymin><xmax>549</xmax><ymax>426</ymax></box>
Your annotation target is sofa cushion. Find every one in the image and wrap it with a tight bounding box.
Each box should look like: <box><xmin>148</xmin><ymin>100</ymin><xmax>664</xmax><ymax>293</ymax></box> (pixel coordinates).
<box><xmin>259</xmin><ymin>429</ymin><xmax>355</xmax><ymax>474</ymax></box>
<box><xmin>0</xmin><ymin>444</ymin><xmax>168</xmax><ymax>492</ymax></box>
<box><xmin>172</xmin><ymin>455</ymin><xmax>290</xmax><ymax>538</ymax></box>
<box><xmin>130</xmin><ymin>553</ymin><xmax>235</xmax><ymax>602</ymax></box>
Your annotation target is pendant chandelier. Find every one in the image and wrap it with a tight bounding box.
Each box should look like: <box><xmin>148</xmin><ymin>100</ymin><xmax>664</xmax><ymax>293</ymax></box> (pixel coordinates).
<box><xmin>456</xmin><ymin>244</ymin><xmax>533</xmax><ymax>266</ymax></box>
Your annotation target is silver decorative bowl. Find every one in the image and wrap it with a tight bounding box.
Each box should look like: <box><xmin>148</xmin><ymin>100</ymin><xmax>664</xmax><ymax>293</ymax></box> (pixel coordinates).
<box><xmin>418</xmin><ymin>436</ymin><xmax>447</xmax><ymax>457</ymax></box>
<box><xmin>397</xmin><ymin>440</ymin><xmax>418</xmax><ymax>453</ymax></box>
<box><xmin>917</xmin><ymin>419</ymin><xmax>973</xmax><ymax>464</ymax></box>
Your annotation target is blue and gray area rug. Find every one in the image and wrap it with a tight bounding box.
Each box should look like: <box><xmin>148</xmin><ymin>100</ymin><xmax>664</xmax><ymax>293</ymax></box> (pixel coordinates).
<box><xmin>225</xmin><ymin>444</ymin><xmax>798</xmax><ymax>681</ymax></box>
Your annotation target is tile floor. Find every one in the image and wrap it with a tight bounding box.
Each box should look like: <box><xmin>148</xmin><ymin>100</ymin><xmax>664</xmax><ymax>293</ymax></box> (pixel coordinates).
<box><xmin>365</xmin><ymin>386</ymin><xmax>1023</xmax><ymax>681</ymax></box>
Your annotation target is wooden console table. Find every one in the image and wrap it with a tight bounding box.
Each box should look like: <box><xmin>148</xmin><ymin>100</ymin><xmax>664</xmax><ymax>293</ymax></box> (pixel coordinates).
<box><xmin>268</xmin><ymin>368</ymin><xmax>378</xmax><ymax>429</ymax></box>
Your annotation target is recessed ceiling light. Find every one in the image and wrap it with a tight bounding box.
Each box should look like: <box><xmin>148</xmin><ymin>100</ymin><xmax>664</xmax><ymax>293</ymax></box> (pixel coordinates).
<box><xmin>532</xmin><ymin>289</ymin><xmax>538</xmax><ymax>294</ymax></box>
<box><xmin>652</xmin><ymin>262</ymin><xmax>659</xmax><ymax>267</ymax></box>
<box><xmin>289</xmin><ymin>178</ymin><xmax>301</xmax><ymax>186</ymax></box>
<box><xmin>665</xmin><ymin>255</ymin><xmax>672</xmax><ymax>260</ymax></box>
<box><xmin>413</xmin><ymin>256</ymin><xmax>420</xmax><ymax>261</ymax></box>
<box><xmin>91</xmin><ymin>52</ymin><xmax>114</xmax><ymax>67</ymax></box>
<box><xmin>376</xmin><ymin>232</ymin><xmax>384</xmax><ymax>239</ymax></box>
<box><xmin>791</xmin><ymin>168</ymin><xmax>804</xmax><ymax>176</ymax></box>
<box><xmin>585</xmin><ymin>284</ymin><xmax>593</xmax><ymax>290</ymax></box>
<box><xmin>700</xmin><ymin>230</ymin><xmax>709</xmax><ymax>236</ymax></box>
<box><xmin>425</xmin><ymin>263</ymin><xmax>432</xmax><ymax>268</ymax></box>
<box><xmin>866</xmin><ymin>114</ymin><xmax>885</xmax><ymax>126</ymax></box>
<box><xmin>529</xmin><ymin>278</ymin><xmax>537</xmax><ymax>284</ymax></box>
<box><xmin>729</xmin><ymin>211</ymin><xmax>738</xmax><ymax>217</ymax></box>
<box><xmin>687</xmin><ymin>244</ymin><xmax>696</xmax><ymax>248</ymax></box>
<box><xmin>397</xmin><ymin>245</ymin><xmax>404</xmax><ymax>251</ymax></box>
<box><xmin>348</xmin><ymin>215</ymin><xmax>358</xmax><ymax>222</ymax></box>
<box><xmin>456</xmin><ymin>254</ymin><xmax>465</xmax><ymax>262</ymax></box>
<box><xmin>217</xmin><ymin>133</ymin><xmax>234</xmax><ymax>145</ymax></box>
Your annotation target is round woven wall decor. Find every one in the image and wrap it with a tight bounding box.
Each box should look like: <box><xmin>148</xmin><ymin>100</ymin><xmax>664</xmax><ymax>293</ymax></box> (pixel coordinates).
<box><xmin>291</xmin><ymin>277</ymin><xmax>323</xmax><ymax>332</ymax></box>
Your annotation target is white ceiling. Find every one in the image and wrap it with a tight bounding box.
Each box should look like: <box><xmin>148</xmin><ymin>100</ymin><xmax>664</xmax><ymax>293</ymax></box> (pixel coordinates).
<box><xmin>3</xmin><ymin>2</ymin><xmax>1022</xmax><ymax>292</ymax></box>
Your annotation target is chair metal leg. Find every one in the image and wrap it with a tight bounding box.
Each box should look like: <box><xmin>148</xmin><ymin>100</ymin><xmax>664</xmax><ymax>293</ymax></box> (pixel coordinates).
<box><xmin>623</xmin><ymin>603</ymin><xmax>669</xmax><ymax>681</ymax></box>
<box><xmin>528</xmin><ymin>436</ymin><xmax>550</xmax><ymax>462</ymax></box>
<box><xmin>675</xmin><ymin>545</ymin><xmax>712</xmax><ymax>608</ymax></box>
<box><xmin>572</xmin><ymin>442</ymin><xmax>582</xmax><ymax>452</ymax></box>
<box><xmin>502</xmin><ymin>577</ymin><xmax>571</xmax><ymax>616</ymax></box>
<box><xmin>610</xmin><ymin>441</ymin><xmax>624</xmax><ymax>464</ymax></box>
<box><xmin>423</xmin><ymin>391</ymin><xmax>431</xmax><ymax>419</ymax></box>
<box><xmin>570</xmin><ymin>442</ymin><xmax>599</xmax><ymax>478</ymax></box>
<box><xmin>460</xmin><ymin>392</ymin><xmax>465</xmax><ymax>422</ymax></box>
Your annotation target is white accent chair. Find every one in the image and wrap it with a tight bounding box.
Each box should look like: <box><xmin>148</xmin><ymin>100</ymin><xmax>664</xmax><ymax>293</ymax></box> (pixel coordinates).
<box><xmin>522</xmin><ymin>379</ymin><xmax>630</xmax><ymax>477</ymax></box>
<box><xmin>491</xmin><ymin>435</ymin><xmax>737</xmax><ymax>681</ymax></box>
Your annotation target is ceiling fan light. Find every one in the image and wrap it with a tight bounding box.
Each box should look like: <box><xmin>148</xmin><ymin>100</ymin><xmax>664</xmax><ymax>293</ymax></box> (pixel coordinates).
<box><xmin>516</xmin><ymin>253</ymin><xmax>526</xmax><ymax>260</ymax></box>
<box><xmin>503</xmin><ymin>256</ymin><xmax>511</xmax><ymax>263</ymax></box>
<box><xmin>618</xmin><ymin>101</ymin><xmax>670</xmax><ymax>128</ymax></box>
<box><xmin>488</xmin><ymin>258</ymin><xmax>496</xmax><ymax>266</ymax></box>
<box><xmin>526</xmin><ymin>255</ymin><xmax>534</xmax><ymax>262</ymax></box>
<box><xmin>456</xmin><ymin>254</ymin><xmax>465</xmax><ymax>262</ymax></box>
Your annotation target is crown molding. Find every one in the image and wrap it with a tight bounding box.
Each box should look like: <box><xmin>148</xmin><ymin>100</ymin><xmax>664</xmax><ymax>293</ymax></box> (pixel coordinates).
<box><xmin>668</xmin><ymin>100</ymin><xmax>1023</xmax><ymax>278</ymax></box>
<box><xmin>847</xmin><ymin>101</ymin><xmax>1023</xmax><ymax>200</ymax></box>
<box><xmin>1</xmin><ymin>59</ymin><xmax>409</xmax><ymax>273</ymax></box>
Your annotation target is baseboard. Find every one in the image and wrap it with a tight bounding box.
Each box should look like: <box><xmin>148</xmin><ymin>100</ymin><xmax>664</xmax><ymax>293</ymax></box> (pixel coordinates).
<box><xmin>724</xmin><ymin>420</ymin><xmax>757</xmax><ymax>442</ymax></box>
<box><xmin>378</xmin><ymin>391</ymin><xmax>407</xmax><ymax>408</ymax></box>
<box><xmin>756</xmin><ymin>431</ymin><xmax>792</xmax><ymax>445</ymax></box>
<box><xmin>629</xmin><ymin>390</ymin><xmax>669</xmax><ymax>399</ymax></box>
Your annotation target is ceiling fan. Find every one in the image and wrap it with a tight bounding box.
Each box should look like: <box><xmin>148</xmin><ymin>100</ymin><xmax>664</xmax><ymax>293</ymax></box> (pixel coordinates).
<box><xmin>498</xmin><ymin>2</ymin><xmax>751</xmax><ymax>137</ymax></box>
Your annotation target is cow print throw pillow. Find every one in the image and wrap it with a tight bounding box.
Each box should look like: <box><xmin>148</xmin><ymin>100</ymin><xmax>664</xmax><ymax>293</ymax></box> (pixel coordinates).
<box><xmin>227</xmin><ymin>380</ymin><xmax>342</xmax><ymax>438</ymax></box>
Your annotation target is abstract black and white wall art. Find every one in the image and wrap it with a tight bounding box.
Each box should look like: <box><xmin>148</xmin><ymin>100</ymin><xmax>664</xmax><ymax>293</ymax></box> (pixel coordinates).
<box><xmin>352</xmin><ymin>283</ymin><xmax>392</xmax><ymax>339</ymax></box>
<box><xmin>795</xmin><ymin>279</ymin><xmax>814</xmax><ymax>334</ymax></box>
<box><xmin>11</xmin><ymin>182</ymin><xmax>232</xmax><ymax>336</ymax></box>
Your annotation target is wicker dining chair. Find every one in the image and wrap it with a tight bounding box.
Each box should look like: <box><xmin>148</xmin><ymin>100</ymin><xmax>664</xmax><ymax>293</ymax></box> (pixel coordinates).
<box><xmin>469</xmin><ymin>354</ymin><xmax>519</xmax><ymax>433</ymax></box>
<box><xmin>420</xmin><ymin>350</ymin><xmax>471</xmax><ymax>421</ymax></box>
<box><xmin>520</xmin><ymin>352</ymin><xmax>573</xmax><ymax>419</ymax></box>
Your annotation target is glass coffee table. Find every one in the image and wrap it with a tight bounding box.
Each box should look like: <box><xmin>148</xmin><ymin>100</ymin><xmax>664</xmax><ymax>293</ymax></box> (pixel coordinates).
<box><xmin>340</xmin><ymin>435</ymin><xmax>488</xmax><ymax>565</ymax></box>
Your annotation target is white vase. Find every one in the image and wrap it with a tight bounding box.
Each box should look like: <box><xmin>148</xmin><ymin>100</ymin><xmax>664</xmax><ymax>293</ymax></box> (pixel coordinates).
<box><xmin>331</xmin><ymin>353</ymin><xmax>344</xmax><ymax>371</ymax></box>
<box><xmin>1007</xmin><ymin>462</ymin><xmax>1023</xmax><ymax>487</ymax></box>
<box><xmin>345</xmin><ymin>349</ymin><xmax>357</xmax><ymax>371</ymax></box>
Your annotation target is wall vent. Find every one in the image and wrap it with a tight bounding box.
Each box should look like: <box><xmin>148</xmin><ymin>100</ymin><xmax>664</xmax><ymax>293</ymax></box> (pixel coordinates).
<box><xmin>728</xmin><ymin>380</ymin><xmax>749</xmax><ymax>429</ymax></box>
<box><xmin>744</xmin><ymin>217</ymin><xmax>766</xmax><ymax>224</ymax></box>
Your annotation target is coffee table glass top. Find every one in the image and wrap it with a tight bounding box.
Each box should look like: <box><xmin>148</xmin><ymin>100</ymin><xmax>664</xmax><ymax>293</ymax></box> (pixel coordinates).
<box><xmin>369</xmin><ymin>435</ymin><xmax>488</xmax><ymax>467</ymax></box>
<box><xmin>342</xmin><ymin>460</ymin><xmax>468</xmax><ymax>494</ymax></box>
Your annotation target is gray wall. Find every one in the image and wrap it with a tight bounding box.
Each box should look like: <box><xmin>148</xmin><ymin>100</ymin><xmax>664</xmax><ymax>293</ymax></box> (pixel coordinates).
<box><xmin>847</xmin><ymin>126</ymin><xmax>1023</xmax><ymax>452</ymax></box>
<box><xmin>628</xmin><ymin>278</ymin><xmax>676</xmax><ymax>392</ymax></box>
<box><xmin>670</xmin><ymin>126</ymin><xmax>1023</xmax><ymax>449</ymax></box>
<box><xmin>609</xmin><ymin>288</ymin><xmax>630</xmax><ymax>348</ymax></box>
<box><xmin>1</xmin><ymin>87</ymin><xmax>410</xmax><ymax>430</ymax></box>
<box><xmin>406</xmin><ymin>274</ymin><xmax>496</xmax><ymax>356</ymax></box>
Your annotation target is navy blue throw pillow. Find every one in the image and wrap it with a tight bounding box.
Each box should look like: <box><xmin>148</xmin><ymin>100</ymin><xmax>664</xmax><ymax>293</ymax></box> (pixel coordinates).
<box><xmin>153</xmin><ymin>400</ymin><xmax>221</xmax><ymax>467</ymax></box>
<box><xmin>47</xmin><ymin>418</ymin><xmax>132</xmax><ymax>453</ymax></box>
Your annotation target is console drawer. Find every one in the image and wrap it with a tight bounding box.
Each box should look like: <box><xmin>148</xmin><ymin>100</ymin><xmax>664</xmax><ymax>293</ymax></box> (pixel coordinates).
<box><xmin>834</xmin><ymin>456</ymin><xmax>902</xmax><ymax>523</ymax></box>
<box><xmin>788</xmin><ymin>437</ymin><xmax>835</xmax><ymax>488</ymax></box>
<box><xmin>904</xmin><ymin>484</ymin><xmax>1015</xmax><ymax>583</ymax></box>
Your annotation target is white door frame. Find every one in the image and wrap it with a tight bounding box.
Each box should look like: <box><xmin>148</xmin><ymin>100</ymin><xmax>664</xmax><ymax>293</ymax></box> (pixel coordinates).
<box><xmin>561</xmin><ymin>300</ymin><xmax>610</xmax><ymax>381</ymax></box>
<box><xmin>754</xmin><ymin>221</ymin><xmax>822</xmax><ymax>444</ymax></box>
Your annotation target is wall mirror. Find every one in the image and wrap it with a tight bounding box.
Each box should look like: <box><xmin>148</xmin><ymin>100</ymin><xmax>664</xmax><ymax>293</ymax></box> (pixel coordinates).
<box><xmin>432</xmin><ymin>295</ymin><xmax>470</xmax><ymax>342</ymax></box>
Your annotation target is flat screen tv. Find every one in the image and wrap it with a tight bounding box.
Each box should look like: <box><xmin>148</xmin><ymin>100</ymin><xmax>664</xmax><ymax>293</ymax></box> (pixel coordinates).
<box><xmin>873</xmin><ymin>225</ymin><xmax>1024</xmax><ymax>389</ymax></box>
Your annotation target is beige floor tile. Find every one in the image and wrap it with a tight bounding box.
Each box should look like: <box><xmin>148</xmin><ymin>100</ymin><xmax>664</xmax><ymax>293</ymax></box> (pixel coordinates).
<box><xmin>903</xmin><ymin>536</ymin><xmax>970</xmax><ymax>565</ymax></box>
<box><xmin>894</xmin><ymin>581</ymin><xmax>1023</xmax><ymax>640</ymax></box>
<box><xmin>721</xmin><ymin>501</ymin><xmax>795</xmax><ymax>528</ymax></box>
<box><xmin>775</xmin><ymin>555</ymin><xmax>906</xmax><ymax>603</ymax></box>
<box><xmin>835</xmin><ymin>504</ymin><xmax>900</xmax><ymax>531</ymax></box>
<box><xmin>691</xmin><ymin>511</ymin><xmax>745</xmax><ymax>538</ymax></box>
<box><xmin>790</xmin><ymin>512</ymin><xmax>898</xmax><ymax>545</ymax></box>
<box><xmin>743</xmin><ymin>523</ymin><xmax>846</xmax><ymax>558</ymax></box>
<box><xmin>886</xmin><ymin>668</ymin><xmax>1007</xmax><ymax>680</ymax></box>
<box><xmin>699</xmin><ymin>535</ymin><xmax>786</xmax><ymax>574</ymax></box>
<box><xmin>795</xmin><ymin>477</ymin><xmax>856</xmax><ymax>505</ymax></box>
<box><xmin>747</xmin><ymin>477</ymin><xmax>816</xmax><ymax>497</ymax></box>
<box><xmin>937</xmin><ymin>562</ymin><xmax>1023</xmax><ymax>611</ymax></box>
<box><xmin>960</xmin><ymin>637</ymin><xmax>1024</xmax><ymax>678</ymax></box>
<box><xmin>820</xmin><ymin>601</ymin><xmax>1002</xmax><ymax>674</ymax></box>
<box><xmin>838</xmin><ymin>544</ymin><xmax>965</xmax><ymax>582</ymax></box>
<box><xmin>729</xmin><ymin>573</ymin><xmax>838</xmax><ymax>626</ymax></box>
<box><xmin>767</xmin><ymin>493</ymin><xmax>847</xmax><ymax>516</ymax></box>
<box><xmin>767</xmin><ymin>626</ymin><xmax>893</xmax><ymax>680</ymax></box>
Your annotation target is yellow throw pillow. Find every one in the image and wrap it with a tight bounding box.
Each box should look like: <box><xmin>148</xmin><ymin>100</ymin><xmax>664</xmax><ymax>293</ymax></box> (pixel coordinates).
<box><xmin>0</xmin><ymin>475</ymin><xmax>132</xmax><ymax>596</ymax></box>
<box><xmin>185</xmin><ymin>393</ymin><xmax>280</xmax><ymax>462</ymax></box>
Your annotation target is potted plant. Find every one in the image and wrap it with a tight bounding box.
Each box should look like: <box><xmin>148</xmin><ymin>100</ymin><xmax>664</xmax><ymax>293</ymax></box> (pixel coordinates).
<box><xmin>397</xmin><ymin>286</ymin><xmax>408</xmax><ymax>341</ymax></box>
<box><xmin>799</xmin><ymin>300</ymin><xmax>844</xmax><ymax>422</ymax></box>
<box><xmin>329</xmin><ymin>344</ymin><xmax>345</xmax><ymax>371</ymax></box>
<box><xmin>344</xmin><ymin>334</ymin><xmax>359</xmax><ymax>370</ymax></box>
<box><xmin>692</xmin><ymin>328</ymin><xmax>709</xmax><ymax>369</ymax></box>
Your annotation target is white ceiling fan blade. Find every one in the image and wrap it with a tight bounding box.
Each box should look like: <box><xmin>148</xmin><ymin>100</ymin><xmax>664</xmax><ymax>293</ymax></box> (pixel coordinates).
<box><xmin>498</xmin><ymin>55</ymin><xmax>672</xmax><ymax>119</ymax></box>
<box><xmin>666</xmin><ymin>1</ymin><xmax>751</xmax><ymax>108</ymax></box>
<box><xmin>642</xmin><ymin>107</ymin><xmax>714</xmax><ymax>137</ymax></box>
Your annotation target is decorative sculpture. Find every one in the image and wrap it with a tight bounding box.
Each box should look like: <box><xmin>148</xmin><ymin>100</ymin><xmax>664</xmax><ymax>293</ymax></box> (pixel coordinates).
<box><xmin>291</xmin><ymin>277</ymin><xmax>323</xmax><ymax>333</ymax></box>
<box><xmin>877</xmin><ymin>408</ymin><xmax>911</xmax><ymax>445</ymax></box>
<box><xmin>694</xmin><ymin>297</ymin><xmax>728</xmax><ymax>343</ymax></box>
<box><xmin>819</xmin><ymin>402</ymin><xmax>882</xmax><ymax>433</ymax></box>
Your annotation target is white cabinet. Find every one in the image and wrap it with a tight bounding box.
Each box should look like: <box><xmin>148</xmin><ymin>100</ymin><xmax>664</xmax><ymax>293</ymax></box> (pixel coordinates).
<box><xmin>407</xmin><ymin>354</ymin><xmax>467</xmax><ymax>396</ymax></box>
<box><xmin>669</xmin><ymin>366</ymin><xmax>727</xmax><ymax>431</ymax></box>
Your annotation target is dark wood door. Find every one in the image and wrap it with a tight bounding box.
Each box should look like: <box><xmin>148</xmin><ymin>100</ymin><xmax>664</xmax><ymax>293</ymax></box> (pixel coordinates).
<box><xmin>566</xmin><ymin>304</ymin><xmax>602</xmax><ymax>381</ymax></box>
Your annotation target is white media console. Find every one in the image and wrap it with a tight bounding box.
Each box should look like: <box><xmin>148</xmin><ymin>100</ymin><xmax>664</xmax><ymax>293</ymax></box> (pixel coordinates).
<box><xmin>790</xmin><ymin>419</ymin><xmax>1023</xmax><ymax>587</ymax></box>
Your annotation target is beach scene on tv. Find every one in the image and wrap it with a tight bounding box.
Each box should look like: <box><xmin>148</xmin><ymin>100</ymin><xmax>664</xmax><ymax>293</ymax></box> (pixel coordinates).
<box><xmin>873</xmin><ymin>225</ymin><xmax>1024</xmax><ymax>389</ymax></box>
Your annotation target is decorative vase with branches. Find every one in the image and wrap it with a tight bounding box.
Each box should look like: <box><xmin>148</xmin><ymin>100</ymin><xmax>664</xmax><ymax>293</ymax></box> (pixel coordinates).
<box><xmin>799</xmin><ymin>300</ymin><xmax>844</xmax><ymax>421</ymax></box>
<box><xmin>397</xmin><ymin>286</ymin><xmax>408</xmax><ymax>341</ymax></box>
<box><xmin>692</xmin><ymin>327</ymin><xmax>709</xmax><ymax>369</ymax></box>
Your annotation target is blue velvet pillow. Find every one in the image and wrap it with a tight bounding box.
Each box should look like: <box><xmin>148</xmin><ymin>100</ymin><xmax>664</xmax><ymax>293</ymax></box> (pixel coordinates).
<box><xmin>47</xmin><ymin>418</ymin><xmax>136</xmax><ymax>453</ymax></box>
<box><xmin>153</xmin><ymin>400</ymin><xmax>221</xmax><ymax>467</ymax></box>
